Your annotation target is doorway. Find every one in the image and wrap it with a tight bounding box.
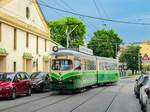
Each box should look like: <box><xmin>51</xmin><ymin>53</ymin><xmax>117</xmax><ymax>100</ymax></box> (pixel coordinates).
<box><xmin>43</xmin><ymin>61</ymin><xmax>49</xmax><ymax>72</ymax></box>
<box><xmin>23</xmin><ymin>58</ymin><xmax>32</xmax><ymax>73</ymax></box>
<box><xmin>0</xmin><ymin>56</ymin><xmax>6</xmax><ymax>72</ymax></box>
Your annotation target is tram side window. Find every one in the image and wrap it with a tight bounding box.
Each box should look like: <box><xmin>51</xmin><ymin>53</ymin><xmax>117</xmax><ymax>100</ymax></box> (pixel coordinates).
<box><xmin>74</xmin><ymin>60</ymin><xmax>81</xmax><ymax>70</ymax></box>
<box><xmin>87</xmin><ymin>64</ymin><xmax>96</xmax><ymax>70</ymax></box>
<box><xmin>115</xmin><ymin>64</ymin><xmax>118</xmax><ymax>70</ymax></box>
<box><xmin>99</xmin><ymin>62</ymin><xmax>104</xmax><ymax>70</ymax></box>
<box><xmin>84</xmin><ymin>59</ymin><xmax>96</xmax><ymax>70</ymax></box>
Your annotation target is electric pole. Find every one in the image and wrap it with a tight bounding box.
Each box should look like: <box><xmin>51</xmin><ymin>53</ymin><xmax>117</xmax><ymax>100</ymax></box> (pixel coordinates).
<box><xmin>66</xmin><ymin>25</ymin><xmax>79</xmax><ymax>48</ymax></box>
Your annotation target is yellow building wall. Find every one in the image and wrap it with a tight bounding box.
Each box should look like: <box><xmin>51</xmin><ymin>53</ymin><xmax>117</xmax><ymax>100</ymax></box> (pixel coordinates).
<box><xmin>0</xmin><ymin>23</ymin><xmax>54</xmax><ymax>73</ymax></box>
<box><xmin>140</xmin><ymin>42</ymin><xmax>150</xmax><ymax>71</ymax></box>
<box><xmin>0</xmin><ymin>0</ymin><xmax>59</xmax><ymax>73</ymax></box>
<box><xmin>140</xmin><ymin>42</ymin><xmax>150</xmax><ymax>59</ymax></box>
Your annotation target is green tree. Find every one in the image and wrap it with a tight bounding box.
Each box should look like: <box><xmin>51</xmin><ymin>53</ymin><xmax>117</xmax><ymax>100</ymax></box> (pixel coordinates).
<box><xmin>87</xmin><ymin>29</ymin><xmax>122</xmax><ymax>58</ymax></box>
<box><xmin>119</xmin><ymin>45</ymin><xmax>141</xmax><ymax>74</ymax></box>
<box><xmin>48</xmin><ymin>16</ymin><xmax>86</xmax><ymax>48</ymax></box>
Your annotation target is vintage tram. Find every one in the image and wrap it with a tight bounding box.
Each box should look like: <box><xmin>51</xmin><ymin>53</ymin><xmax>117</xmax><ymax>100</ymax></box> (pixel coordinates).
<box><xmin>50</xmin><ymin>47</ymin><xmax>119</xmax><ymax>91</ymax></box>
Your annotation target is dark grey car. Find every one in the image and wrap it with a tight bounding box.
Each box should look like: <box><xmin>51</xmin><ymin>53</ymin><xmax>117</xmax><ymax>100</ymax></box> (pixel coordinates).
<box><xmin>30</xmin><ymin>72</ymin><xmax>51</xmax><ymax>92</ymax></box>
<box><xmin>134</xmin><ymin>74</ymin><xmax>150</xmax><ymax>98</ymax></box>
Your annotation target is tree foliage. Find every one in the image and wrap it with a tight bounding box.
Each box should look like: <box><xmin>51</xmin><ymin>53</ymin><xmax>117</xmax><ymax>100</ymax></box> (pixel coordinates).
<box><xmin>119</xmin><ymin>45</ymin><xmax>141</xmax><ymax>74</ymax></box>
<box><xmin>87</xmin><ymin>29</ymin><xmax>122</xmax><ymax>58</ymax></box>
<box><xmin>48</xmin><ymin>16</ymin><xmax>86</xmax><ymax>48</ymax></box>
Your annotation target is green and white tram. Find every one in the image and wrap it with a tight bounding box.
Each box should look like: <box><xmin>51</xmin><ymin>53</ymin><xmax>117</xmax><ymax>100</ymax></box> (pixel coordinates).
<box><xmin>50</xmin><ymin>47</ymin><xmax>119</xmax><ymax>91</ymax></box>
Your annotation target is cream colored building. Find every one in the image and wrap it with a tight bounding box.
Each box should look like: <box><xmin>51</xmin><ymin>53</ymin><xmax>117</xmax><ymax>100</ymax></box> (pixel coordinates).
<box><xmin>0</xmin><ymin>0</ymin><xmax>57</xmax><ymax>73</ymax></box>
<box><xmin>140</xmin><ymin>41</ymin><xmax>150</xmax><ymax>71</ymax></box>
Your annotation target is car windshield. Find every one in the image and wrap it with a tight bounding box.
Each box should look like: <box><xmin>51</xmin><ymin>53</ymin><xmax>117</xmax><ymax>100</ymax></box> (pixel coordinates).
<box><xmin>30</xmin><ymin>73</ymin><xmax>45</xmax><ymax>79</ymax></box>
<box><xmin>0</xmin><ymin>73</ymin><xmax>15</xmax><ymax>82</ymax></box>
<box><xmin>52</xmin><ymin>59</ymin><xmax>73</xmax><ymax>71</ymax></box>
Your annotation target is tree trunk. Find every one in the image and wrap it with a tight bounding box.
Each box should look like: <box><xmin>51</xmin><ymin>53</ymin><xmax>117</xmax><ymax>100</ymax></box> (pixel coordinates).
<box><xmin>132</xmin><ymin>70</ymin><xmax>134</xmax><ymax>75</ymax></box>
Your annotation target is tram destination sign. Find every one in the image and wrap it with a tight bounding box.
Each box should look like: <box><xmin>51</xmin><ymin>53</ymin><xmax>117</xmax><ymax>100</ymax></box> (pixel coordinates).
<box><xmin>78</xmin><ymin>46</ymin><xmax>93</xmax><ymax>55</ymax></box>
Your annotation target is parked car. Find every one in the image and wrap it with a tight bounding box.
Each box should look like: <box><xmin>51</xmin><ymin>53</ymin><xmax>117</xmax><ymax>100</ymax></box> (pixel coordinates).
<box><xmin>139</xmin><ymin>75</ymin><xmax>150</xmax><ymax>111</ymax></box>
<box><xmin>30</xmin><ymin>72</ymin><xmax>51</xmax><ymax>92</ymax></box>
<box><xmin>134</xmin><ymin>74</ymin><xmax>150</xmax><ymax>98</ymax></box>
<box><xmin>0</xmin><ymin>72</ymin><xmax>31</xmax><ymax>100</ymax></box>
<box><xmin>144</xmin><ymin>82</ymin><xmax>150</xmax><ymax>112</ymax></box>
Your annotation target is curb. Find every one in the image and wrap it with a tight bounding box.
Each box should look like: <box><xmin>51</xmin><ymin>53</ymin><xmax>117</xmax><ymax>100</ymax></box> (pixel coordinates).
<box><xmin>120</xmin><ymin>76</ymin><xmax>136</xmax><ymax>79</ymax></box>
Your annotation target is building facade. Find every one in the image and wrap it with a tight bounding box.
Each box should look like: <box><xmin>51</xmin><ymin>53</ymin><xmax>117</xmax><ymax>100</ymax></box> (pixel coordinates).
<box><xmin>0</xmin><ymin>0</ymin><xmax>57</xmax><ymax>73</ymax></box>
<box><xmin>140</xmin><ymin>41</ymin><xmax>150</xmax><ymax>71</ymax></box>
<box><xmin>119</xmin><ymin>42</ymin><xmax>150</xmax><ymax>72</ymax></box>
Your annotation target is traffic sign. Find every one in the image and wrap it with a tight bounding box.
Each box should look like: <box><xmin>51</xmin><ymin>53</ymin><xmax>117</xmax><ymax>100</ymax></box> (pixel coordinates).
<box><xmin>142</xmin><ymin>53</ymin><xmax>149</xmax><ymax>60</ymax></box>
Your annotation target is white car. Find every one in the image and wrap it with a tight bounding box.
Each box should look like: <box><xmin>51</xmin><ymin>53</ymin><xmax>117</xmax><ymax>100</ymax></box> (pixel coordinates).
<box><xmin>139</xmin><ymin>75</ymin><xmax>150</xmax><ymax>111</ymax></box>
<box><xmin>146</xmin><ymin>94</ymin><xmax>150</xmax><ymax>112</ymax></box>
<box><xmin>145</xmin><ymin>84</ymin><xmax>150</xmax><ymax>112</ymax></box>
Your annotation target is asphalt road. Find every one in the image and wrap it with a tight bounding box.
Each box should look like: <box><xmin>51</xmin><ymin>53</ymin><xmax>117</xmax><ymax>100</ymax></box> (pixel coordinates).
<box><xmin>0</xmin><ymin>78</ymin><xmax>142</xmax><ymax>112</ymax></box>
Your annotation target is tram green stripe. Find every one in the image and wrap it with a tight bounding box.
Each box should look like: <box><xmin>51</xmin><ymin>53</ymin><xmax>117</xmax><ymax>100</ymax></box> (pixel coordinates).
<box><xmin>60</xmin><ymin>72</ymin><xmax>80</xmax><ymax>80</ymax></box>
<box><xmin>51</xmin><ymin>73</ymin><xmax>60</xmax><ymax>80</ymax></box>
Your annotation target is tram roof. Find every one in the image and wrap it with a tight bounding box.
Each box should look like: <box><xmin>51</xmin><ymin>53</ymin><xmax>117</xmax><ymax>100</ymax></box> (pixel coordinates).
<box><xmin>96</xmin><ymin>56</ymin><xmax>118</xmax><ymax>63</ymax></box>
<box><xmin>52</xmin><ymin>49</ymin><xmax>117</xmax><ymax>63</ymax></box>
<box><xmin>53</xmin><ymin>49</ymin><xmax>95</xmax><ymax>57</ymax></box>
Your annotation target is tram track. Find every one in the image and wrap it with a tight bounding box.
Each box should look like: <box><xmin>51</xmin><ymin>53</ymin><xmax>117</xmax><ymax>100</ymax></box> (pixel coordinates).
<box><xmin>0</xmin><ymin>92</ymin><xmax>55</xmax><ymax>112</ymax></box>
<box><xmin>31</xmin><ymin>95</ymin><xmax>75</xmax><ymax>112</ymax></box>
<box><xmin>30</xmin><ymin>86</ymin><xmax>107</xmax><ymax>112</ymax></box>
<box><xmin>0</xmin><ymin>85</ymin><xmax>119</xmax><ymax>112</ymax></box>
<box><xmin>0</xmin><ymin>91</ymin><xmax>81</xmax><ymax>112</ymax></box>
<box><xmin>69</xmin><ymin>87</ymin><xmax>106</xmax><ymax>112</ymax></box>
<box><xmin>104</xmin><ymin>85</ymin><xmax>125</xmax><ymax>112</ymax></box>
<box><xmin>68</xmin><ymin>85</ymin><xmax>124</xmax><ymax>112</ymax></box>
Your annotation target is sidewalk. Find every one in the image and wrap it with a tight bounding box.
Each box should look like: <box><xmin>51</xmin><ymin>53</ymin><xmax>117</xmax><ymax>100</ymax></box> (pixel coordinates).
<box><xmin>120</xmin><ymin>75</ymin><xmax>140</xmax><ymax>79</ymax></box>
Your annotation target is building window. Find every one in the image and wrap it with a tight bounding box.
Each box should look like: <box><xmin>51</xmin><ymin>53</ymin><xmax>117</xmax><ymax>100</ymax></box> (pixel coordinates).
<box><xmin>0</xmin><ymin>22</ymin><xmax>1</xmax><ymax>42</ymax></box>
<box><xmin>13</xmin><ymin>62</ymin><xmax>16</xmax><ymax>72</ymax></box>
<box><xmin>26</xmin><ymin>32</ymin><xmax>29</xmax><ymax>48</ymax></box>
<box><xmin>14</xmin><ymin>28</ymin><xmax>17</xmax><ymax>50</ymax></box>
<box><xmin>26</xmin><ymin>7</ymin><xmax>30</xmax><ymax>19</ymax></box>
<box><xmin>45</xmin><ymin>39</ymin><xmax>47</xmax><ymax>52</ymax></box>
<box><xmin>36</xmin><ymin>36</ymin><xmax>39</xmax><ymax>54</ymax></box>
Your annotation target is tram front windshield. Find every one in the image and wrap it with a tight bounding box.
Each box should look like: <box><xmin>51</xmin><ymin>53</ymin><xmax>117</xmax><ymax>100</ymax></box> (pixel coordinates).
<box><xmin>52</xmin><ymin>59</ymin><xmax>73</xmax><ymax>71</ymax></box>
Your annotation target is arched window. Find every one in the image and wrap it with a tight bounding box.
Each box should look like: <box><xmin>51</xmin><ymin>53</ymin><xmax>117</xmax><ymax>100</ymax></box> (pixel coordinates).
<box><xmin>26</xmin><ymin>7</ymin><xmax>30</xmax><ymax>19</ymax></box>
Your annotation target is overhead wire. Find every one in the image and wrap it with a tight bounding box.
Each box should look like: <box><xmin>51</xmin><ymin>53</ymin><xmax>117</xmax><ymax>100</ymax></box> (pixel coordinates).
<box><xmin>39</xmin><ymin>0</ymin><xmax>65</xmax><ymax>18</ymax></box>
<box><xmin>55</xmin><ymin>0</ymin><xmax>98</xmax><ymax>40</ymax></box>
<box><xmin>57</xmin><ymin>0</ymin><xmax>98</xmax><ymax>31</ymax></box>
<box><xmin>92</xmin><ymin>0</ymin><xmax>103</xmax><ymax>18</ymax></box>
<box><xmin>53</xmin><ymin>0</ymin><xmax>69</xmax><ymax>12</ymax></box>
<box><xmin>58</xmin><ymin>0</ymin><xmax>76</xmax><ymax>12</ymax></box>
<box><xmin>36</xmin><ymin>2</ymin><xmax>150</xmax><ymax>26</ymax></box>
<box><xmin>97</xmin><ymin>0</ymin><xmax>110</xmax><ymax>19</ymax></box>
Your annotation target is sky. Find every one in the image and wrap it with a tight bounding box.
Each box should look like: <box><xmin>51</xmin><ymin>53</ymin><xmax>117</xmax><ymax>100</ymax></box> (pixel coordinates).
<box><xmin>38</xmin><ymin>0</ymin><xmax>150</xmax><ymax>43</ymax></box>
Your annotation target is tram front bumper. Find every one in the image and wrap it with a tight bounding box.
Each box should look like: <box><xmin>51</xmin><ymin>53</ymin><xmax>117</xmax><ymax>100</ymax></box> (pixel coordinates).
<box><xmin>50</xmin><ymin>81</ymin><xmax>75</xmax><ymax>90</ymax></box>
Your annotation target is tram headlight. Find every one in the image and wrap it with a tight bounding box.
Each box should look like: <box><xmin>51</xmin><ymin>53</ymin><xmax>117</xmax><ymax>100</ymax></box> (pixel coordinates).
<box><xmin>68</xmin><ymin>80</ymin><xmax>74</xmax><ymax>83</ymax></box>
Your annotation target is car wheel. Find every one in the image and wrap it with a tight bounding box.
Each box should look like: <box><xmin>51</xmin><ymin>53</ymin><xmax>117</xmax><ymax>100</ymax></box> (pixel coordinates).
<box><xmin>42</xmin><ymin>85</ymin><xmax>46</xmax><ymax>92</ymax></box>
<box><xmin>135</xmin><ymin>93</ymin><xmax>138</xmax><ymax>98</ymax></box>
<box><xmin>145</xmin><ymin>101</ymin><xmax>148</xmax><ymax>112</ymax></box>
<box><xmin>26</xmin><ymin>87</ymin><xmax>31</xmax><ymax>96</ymax></box>
<box><xmin>141</xmin><ymin>102</ymin><xmax>146</xmax><ymax>112</ymax></box>
<box><xmin>10</xmin><ymin>89</ymin><xmax>16</xmax><ymax>100</ymax></box>
<box><xmin>139</xmin><ymin>99</ymin><xmax>142</xmax><ymax>104</ymax></box>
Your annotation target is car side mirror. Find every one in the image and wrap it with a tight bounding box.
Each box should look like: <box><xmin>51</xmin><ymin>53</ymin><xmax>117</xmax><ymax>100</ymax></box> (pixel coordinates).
<box><xmin>140</xmin><ymin>83</ymin><xmax>144</xmax><ymax>86</ymax></box>
<box><xmin>145</xmin><ymin>88</ymin><xmax>150</xmax><ymax>96</ymax></box>
<box><xmin>15</xmin><ymin>79</ymin><xmax>20</xmax><ymax>83</ymax></box>
<box><xmin>48</xmin><ymin>78</ymin><xmax>51</xmax><ymax>81</ymax></box>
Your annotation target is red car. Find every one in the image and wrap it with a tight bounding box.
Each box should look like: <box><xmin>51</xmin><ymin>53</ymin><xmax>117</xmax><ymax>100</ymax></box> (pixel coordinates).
<box><xmin>0</xmin><ymin>72</ymin><xmax>31</xmax><ymax>99</ymax></box>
